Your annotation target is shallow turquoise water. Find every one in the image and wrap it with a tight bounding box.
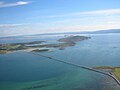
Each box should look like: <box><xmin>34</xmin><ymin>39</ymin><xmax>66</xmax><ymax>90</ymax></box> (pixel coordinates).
<box><xmin>0</xmin><ymin>33</ymin><xmax>120</xmax><ymax>90</ymax></box>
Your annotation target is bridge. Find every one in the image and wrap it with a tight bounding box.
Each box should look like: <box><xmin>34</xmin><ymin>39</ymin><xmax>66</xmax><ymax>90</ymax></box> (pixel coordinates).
<box><xmin>28</xmin><ymin>52</ymin><xmax>120</xmax><ymax>86</ymax></box>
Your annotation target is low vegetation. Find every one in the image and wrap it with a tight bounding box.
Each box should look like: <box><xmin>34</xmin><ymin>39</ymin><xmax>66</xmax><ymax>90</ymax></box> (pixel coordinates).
<box><xmin>94</xmin><ymin>66</ymin><xmax>120</xmax><ymax>80</ymax></box>
<box><xmin>0</xmin><ymin>35</ymin><xmax>90</xmax><ymax>54</ymax></box>
<box><xmin>112</xmin><ymin>67</ymin><xmax>120</xmax><ymax>80</ymax></box>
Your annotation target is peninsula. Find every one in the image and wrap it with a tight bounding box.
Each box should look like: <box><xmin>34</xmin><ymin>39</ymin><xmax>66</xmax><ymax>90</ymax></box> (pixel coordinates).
<box><xmin>94</xmin><ymin>66</ymin><xmax>120</xmax><ymax>80</ymax></box>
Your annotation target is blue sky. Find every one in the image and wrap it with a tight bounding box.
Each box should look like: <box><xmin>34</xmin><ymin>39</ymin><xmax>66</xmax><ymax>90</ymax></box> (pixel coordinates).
<box><xmin>0</xmin><ymin>0</ymin><xmax>120</xmax><ymax>36</ymax></box>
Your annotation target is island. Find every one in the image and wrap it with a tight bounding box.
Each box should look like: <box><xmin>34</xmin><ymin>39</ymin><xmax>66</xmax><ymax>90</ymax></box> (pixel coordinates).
<box><xmin>0</xmin><ymin>35</ymin><xmax>90</xmax><ymax>54</ymax></box>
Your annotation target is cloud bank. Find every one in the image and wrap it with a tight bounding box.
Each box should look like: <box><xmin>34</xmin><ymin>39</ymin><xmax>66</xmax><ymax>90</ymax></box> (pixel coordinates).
<box><xmin>0</xmin><ymin>9</ymin><xmax>120</xmax><ymax>36</ymax></box>
<box><xmin>37</xmin><ymin>9</ymin><xmax>120</xmax><ymax>18</ymax></box>
<box><xmin>0</xmin><ymin>1</ymin><xmax>30</xmax><ymax>8</ymax></box>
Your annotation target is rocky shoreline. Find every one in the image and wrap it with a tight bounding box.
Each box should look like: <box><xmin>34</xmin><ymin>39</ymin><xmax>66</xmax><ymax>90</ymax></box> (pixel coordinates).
<box><xmin>93</xmin><ymin>66</ymin><xmax>120</xmax><ymax>81</ymax></box>
<box><xmin>0</xmin><ymin>35</ymin><xmax>90</xmax><ymax>54</ymax></box>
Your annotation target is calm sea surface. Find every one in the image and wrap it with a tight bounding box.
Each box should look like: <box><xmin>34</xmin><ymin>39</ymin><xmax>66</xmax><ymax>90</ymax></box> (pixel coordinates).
<box><xmin>0</xmin><ymin>33</ymin><xmax>120</xmax><ymax>90</ymax></box>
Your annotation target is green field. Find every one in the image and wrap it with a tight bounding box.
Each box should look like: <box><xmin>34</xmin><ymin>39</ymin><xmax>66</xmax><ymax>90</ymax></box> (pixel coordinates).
<box><xmin>94</xmin><ymin>66</ymin><xmax>120</xmax><ymax>80</ymax></box>
<box><xmin>112</xmin><ymin>67</ymin><xmax>120</xmax><ymax>80</ymax></box>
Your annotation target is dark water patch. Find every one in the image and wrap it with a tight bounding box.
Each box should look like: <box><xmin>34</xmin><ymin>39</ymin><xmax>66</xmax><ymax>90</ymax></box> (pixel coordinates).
<box><xmin>22</xmin><ymin>84</ymin><xmax>49</xmax><ymax>90</ymax></box>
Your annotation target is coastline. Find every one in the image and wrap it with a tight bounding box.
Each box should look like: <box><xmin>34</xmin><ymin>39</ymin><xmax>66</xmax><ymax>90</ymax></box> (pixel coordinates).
<box><xmin>0</xmin><ymin>35</ymin><xmax>90</xmax><ymax>54</ymax></box>
<box><xmin>94</xmin><ymin>66</ymin><xmax>120</xmax><ymax>84</ymax></box>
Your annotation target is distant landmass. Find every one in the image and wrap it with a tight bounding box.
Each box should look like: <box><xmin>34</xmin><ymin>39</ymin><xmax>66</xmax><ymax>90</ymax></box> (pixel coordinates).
<box><xmin>42</xmin><ymin>29</ymin><xmax>120</xmax><ymax>34</ymax></box>
<box><xmin>0</xmin><ymin>29</ymin><xmax>120</xmax><ymax>39</ymax></box>
<box><xmin>61</xmin><ymin>29</ymin><xmax>120</xmax><ymax>34</ymax></box>
<box><xmin>32</xmin><ymin>29</ymin><xmax>120</xmax><ymax>35</ymax></box>
<box><xmin>85</xmin><ymin>29</ymin><xmax>120</xmax><ymax>34</ymax></box>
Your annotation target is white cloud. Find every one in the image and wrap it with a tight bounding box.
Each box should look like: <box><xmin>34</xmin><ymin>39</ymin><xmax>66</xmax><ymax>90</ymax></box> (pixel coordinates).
<box><xmin>0</xmin><ymin>1</ymin><xmax>30</xmax><ymax>8</ymax></box>
<box><xmin>0</xmin><ymin>8</ymin><xmax>120</xmax><ymax>36</ymax></box>
<box><xmin>1</xmin><ymin>21</ymin><xmax>120</xmax><ymax>37</ymax></box>
<box><xmin>44</xmin><ymin>22</ymin><xmax>120</xmax><ymax>33</ymax></box>
<box><xmin>39</xmin><ymin>9</ymin><xmax>120</xmax><ymax>18</ymax></box>
<box><xmin>79</xmin><ymin>9</ymin><xmax>120</xmax><ymax>15</ymax></box>
<box><xmin>0</xmin><ymin>24</ymin><xmax>23</xmax><ymax>27</ymax></box>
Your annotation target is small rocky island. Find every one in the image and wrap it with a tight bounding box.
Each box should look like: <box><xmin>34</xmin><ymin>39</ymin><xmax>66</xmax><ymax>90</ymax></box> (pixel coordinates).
<box><xmin>0</xmin><ymin>35</ymin><xmax>90</xmax><ymax>54</ymax></box>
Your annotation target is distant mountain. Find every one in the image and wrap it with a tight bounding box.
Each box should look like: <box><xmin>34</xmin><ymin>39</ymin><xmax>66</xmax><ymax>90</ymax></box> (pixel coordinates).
<box><xmin>0</xmin><ymin>29</ymin><xmax>120</xmax><ymax>38</ymax></box>
<box><xmin>53</xmin><ymin>29</ymin><xmax>120</xmax><ymax>34</ymax></box>
<box><xmin>46</xmin><ymin>29</ymin><xmax>120</xmax><ymax>34</ymax></box>
<box><xmin>87</xmin><ymin>29</ymin><xmax>120</xmax><ymax>34</ymax></box>
<box><xmin>61</xmin><ymin>29</ymin><xmax>120</xmax><ymax>34</ymax></box>
<box><xmin>34</xmin><ymin>29</ymin><xmax>120</xmax><ymax>35</ymax></box>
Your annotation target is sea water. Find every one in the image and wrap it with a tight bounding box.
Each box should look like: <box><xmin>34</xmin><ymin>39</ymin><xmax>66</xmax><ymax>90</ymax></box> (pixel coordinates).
<box><xmin>0</xmin><ymin>33</ymin><xmax>120</xmax><ymax>90</ymax></box>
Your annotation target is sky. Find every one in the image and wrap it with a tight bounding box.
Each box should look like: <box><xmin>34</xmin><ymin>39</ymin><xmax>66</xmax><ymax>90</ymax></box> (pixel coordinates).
<box><xmin>0</xmin><ymin>0</ymin><xmax>120</xmax><ymax>36</ymax></box>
